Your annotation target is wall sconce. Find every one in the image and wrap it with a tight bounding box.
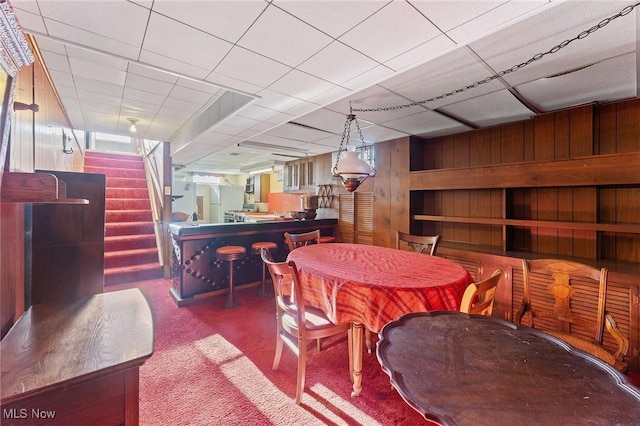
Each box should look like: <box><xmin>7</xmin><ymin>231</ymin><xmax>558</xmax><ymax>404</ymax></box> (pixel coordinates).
<box><xmin>128</xmin><ymin>118</ymin><xmax>138</xmax><ymax>133</ymax></box>
<box><xmin>62</xmin><ymin>129</ymin><xmax>73</xmax><ymax>154</ymax></box>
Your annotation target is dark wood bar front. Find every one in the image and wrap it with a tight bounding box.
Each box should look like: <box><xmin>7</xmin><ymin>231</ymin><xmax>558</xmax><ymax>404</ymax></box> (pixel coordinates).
<box><xmin>169</xmin><ymin>219</ymin><xmax>337</xmax><ymax>305</ymax></box>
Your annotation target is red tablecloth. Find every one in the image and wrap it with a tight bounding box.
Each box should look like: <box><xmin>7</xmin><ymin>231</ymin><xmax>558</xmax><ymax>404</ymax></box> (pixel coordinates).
<box><xmin>287</xmin><ymin>243</ymin><xmax>473</xmax><ymax>333</ymax></box>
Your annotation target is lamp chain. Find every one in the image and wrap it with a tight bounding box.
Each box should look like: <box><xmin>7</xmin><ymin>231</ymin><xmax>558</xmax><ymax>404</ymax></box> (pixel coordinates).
<box><xmin>351</xmin><ymin>2</ymin><xmax>639</xmax><ymax>113</ymax></box>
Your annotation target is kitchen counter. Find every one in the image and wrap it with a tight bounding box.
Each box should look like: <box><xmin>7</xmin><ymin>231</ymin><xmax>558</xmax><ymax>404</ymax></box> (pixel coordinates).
<box><xmin>168</xmin><ymin>219</ymin><xmax>337</xmax><ymax>305</ymax></box>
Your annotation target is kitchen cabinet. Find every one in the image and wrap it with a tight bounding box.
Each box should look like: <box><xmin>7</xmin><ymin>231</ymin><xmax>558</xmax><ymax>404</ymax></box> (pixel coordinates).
<box><xmin>253</xmin><ymin>174</ymin><xmax>270</xmax><ymax>203</ymax></box>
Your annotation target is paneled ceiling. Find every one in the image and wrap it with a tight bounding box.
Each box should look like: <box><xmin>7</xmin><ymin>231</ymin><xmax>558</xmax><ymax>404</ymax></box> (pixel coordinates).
<box><xmin>9</xmin><ymin>0</ymin><xmax>639</xmax><ymax>174</ymax></box>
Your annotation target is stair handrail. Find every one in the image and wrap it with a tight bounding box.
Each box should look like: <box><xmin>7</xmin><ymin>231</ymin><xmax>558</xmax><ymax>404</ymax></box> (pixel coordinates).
<box><xmin>137</xmin><ymin>139</ymin><xmax>167</xmax><ymax>268</ymax></box>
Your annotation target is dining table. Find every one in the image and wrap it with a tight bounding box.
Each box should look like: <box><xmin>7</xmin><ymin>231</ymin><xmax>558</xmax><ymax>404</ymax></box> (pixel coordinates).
<box><xmin>286</xmin><ymin>242</ymin><xmax>474</xmax><ymax>397</ymax></box>
<box><xmin>377</xmin><ymin>311</ymin><xmax>640</xmax><ymax>425</ymax></box>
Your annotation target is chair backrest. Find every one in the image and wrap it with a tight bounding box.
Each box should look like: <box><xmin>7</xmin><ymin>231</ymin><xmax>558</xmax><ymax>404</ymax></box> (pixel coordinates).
<box><xmin>459</xmin><ymin>269</ymin><xmax>503</xmax><ymax>315</ymax></box>
<box><xmin>284</xmin><ymin>230</ymin><xmax>321</xmax><ymax>251</ymax></box>
<box><xmin>396</xmin><ymin>231</ymin><xmax>440</xmax><ymax>255</ymax></box>
<box><xmin>261</xmin><ymin>248</ymin><xmax>305</xmax><ymax>325</ymax></box>
<box><xmin>516</xmin><ymin>258</ymin><xmax>628</xmax><ymax>368</ymax></box>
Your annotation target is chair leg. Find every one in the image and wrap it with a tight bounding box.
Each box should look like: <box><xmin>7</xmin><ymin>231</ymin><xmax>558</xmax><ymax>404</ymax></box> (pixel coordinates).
<box><xmin>272</xmin><ymin>333</ymin><xmax>284</xmax><ymax>371</ymax></box>
<box><xmin>296</xmin><ymin>337</ymin><xmax>307</xmax><ymax>405</ymax></box>
<box><xmin>348</xmin><ymin>325</ymin><xmax>354</xmax><ymax>383</ymax></box>
<box><xmin>365</xmin><ymin>329</ymin><xmax>374</xmax><ymax>353</ymax></box>
<box><xmin>316</xmin><ymin>338</ymin><xmax>322</xmax><ymax>352</ymax></box>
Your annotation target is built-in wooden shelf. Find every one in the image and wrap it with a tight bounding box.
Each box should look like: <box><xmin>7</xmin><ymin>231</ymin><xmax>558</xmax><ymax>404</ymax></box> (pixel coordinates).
<box><xmin>1</xmin><ymin>172</ymin><xmax>88</xmax><ymax>204</ymax></box>
<box><xmin>413</xmin><ymin>215</ymin><xmax>640</xmax><ymax>234</ymax></box>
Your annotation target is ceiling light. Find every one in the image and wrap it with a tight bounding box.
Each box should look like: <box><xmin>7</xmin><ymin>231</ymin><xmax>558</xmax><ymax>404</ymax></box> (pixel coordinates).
<box><xmin>128</xmin><ymin>118</ymin><xmax>138</xmax><ymax>133</ymax></box>
<box><xmin>333</xmin><ymin>106</ymin><xmax>375</xmax><ymax>192</ymax></box>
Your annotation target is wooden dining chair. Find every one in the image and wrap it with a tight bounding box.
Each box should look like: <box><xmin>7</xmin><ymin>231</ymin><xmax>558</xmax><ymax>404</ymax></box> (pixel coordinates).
<box><xmin>459</xmin><ymin>269</ymin><xmax>503</xmax><ymax>316</ymax></box>
<box><xmin>517</xmin><ymin>259</ymin><xmax>629</xmax><ymax>372</ymax></box>
<box><xmin>395</xmin><ymin>231</ymin><xmax>440</xmax><ymax>255</ymax></box>
<box><xmin>284</xmin><ymin>229</ymin><xmax>321</xmax><ymax>251</ymax></box>
<box><xmin>261</xmin><ymin>248</ymin><xmax>352</xmax><ymax>405</ymax></box>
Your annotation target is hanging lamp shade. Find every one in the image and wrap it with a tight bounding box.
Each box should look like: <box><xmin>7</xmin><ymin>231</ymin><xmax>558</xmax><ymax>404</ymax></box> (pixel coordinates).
<box><xmin>334</xmin><ymin>150</ymin><xmax>375</xmax><ymax>192</ymax></box>
<box><xmin>333</xmin><ymin>109</ymin><xmax>375</xmax><ymax>192</ymax></box>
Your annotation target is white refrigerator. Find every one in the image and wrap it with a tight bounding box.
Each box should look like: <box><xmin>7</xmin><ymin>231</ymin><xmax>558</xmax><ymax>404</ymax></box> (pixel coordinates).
<box><xmin>210</xmin><ymin>185</ymin><xmax>244</xmax><ymax>223</ymax></box>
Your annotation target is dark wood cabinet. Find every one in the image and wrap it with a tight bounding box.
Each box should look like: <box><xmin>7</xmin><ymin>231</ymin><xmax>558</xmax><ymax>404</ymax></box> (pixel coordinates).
<box><xmin>31</xmin><ymin>170</ymin><xmax>105</xmax><ymax>304</ymax></box>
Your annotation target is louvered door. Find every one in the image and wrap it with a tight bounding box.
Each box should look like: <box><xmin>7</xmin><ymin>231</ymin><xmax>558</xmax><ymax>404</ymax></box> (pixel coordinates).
<box><xmin>338</xmin><ymin>192</ymin><xmax>373</xmax><ymax>245</ymax></box>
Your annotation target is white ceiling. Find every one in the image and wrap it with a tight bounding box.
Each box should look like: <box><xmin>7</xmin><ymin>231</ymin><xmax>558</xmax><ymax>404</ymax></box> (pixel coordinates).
<box><xmin>9</xmin><ymin>0</ymin><xmax>639</xmax><ymax>174</ymax></box>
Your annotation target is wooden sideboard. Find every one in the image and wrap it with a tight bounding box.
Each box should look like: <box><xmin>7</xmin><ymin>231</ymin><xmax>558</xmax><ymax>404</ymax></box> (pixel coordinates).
<box><xmin>0</xmin><ymin>289</ymin><xmax>153</xmax><ymax>425</ymax></box>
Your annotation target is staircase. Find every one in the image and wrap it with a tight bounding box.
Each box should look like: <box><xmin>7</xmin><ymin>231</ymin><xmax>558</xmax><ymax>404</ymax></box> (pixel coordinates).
<box><xmin>84</xmin><ymin>151</ymin><xmax>163</xmax><ymax>286</ymax></box>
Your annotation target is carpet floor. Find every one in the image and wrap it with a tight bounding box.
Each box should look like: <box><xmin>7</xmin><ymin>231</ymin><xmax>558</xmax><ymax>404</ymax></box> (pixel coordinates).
<box><xmin>109</xmin><ymin>279</ymin><xmax>427</xmax><ymax>425</ymax></box>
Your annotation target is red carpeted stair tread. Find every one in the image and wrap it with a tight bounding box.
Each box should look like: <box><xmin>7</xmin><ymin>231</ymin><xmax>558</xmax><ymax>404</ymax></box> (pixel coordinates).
<box><xmin>105</xmin><ymin>248</ymin><xmax>159</xmax><ymax>268</ymax></box>
<box><xmin>85</xmin><ymin>150</ymin><xmax>161</xmax><ymax>287</ymax></box>
<box><xmin>106</xmin><ymin>209</ymin><xmax>153</xmax><ymax>222</ymax></box>
<box><xmin>105</xmin><ymin>234</ymin><xmax>157</xmax><ymax>251</ymax></box>
<box><xmin>103</xmin><ymin>263</ymin><xmax>163</xmax><ymax>286</ymax></box>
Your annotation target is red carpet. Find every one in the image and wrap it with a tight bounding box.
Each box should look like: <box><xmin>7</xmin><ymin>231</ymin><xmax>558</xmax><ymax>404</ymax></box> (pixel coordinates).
<box><xmin>111</xmin><ymin>279</ymin><xmax>427</xmax><ymax>425</ymax></box>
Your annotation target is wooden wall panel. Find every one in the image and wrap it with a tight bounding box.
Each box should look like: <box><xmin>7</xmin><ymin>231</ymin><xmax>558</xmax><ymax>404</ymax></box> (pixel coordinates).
<box><xmin>533</xmin><ymin>113</ymin><xmax>555</xmax><ymax>160</ymax></box>
<box><xmin>616</xmin><ymin>98</ymin><xmax>640</xmax><ymax>153</ymax></box>
<box><xmin>595</xmin><ymin>103</ymin><xmax>617</xmax><ymax>154</ymax></box>
<box><xmin>501</xmin><ymin>122</ymin><xmax>525</xmax><ymax>163</ymax></box>
<box><xmin>372</xmin><ymin>139</ymin><xmax>391</xmax><ymax>246</ymax></box>
<box><xmin>569</xmin><ymin>105</ymin><xmax>593</xmax><ymax>157</ymax></box>
<box><xmin>554</xmin><ymin>110</ymin><xmax>570</xmax><ymax>159</ymax></box>
<box><xmin>469</xmin><ymin>129</ymin><xmax>491</xmax><ymax>167</ymax></box>
<box><xmin>0</xmin><ymin>204</ymin><xmax>25</xmax><ymax>338</ymax></box>
<box><xmin>453</xmin><ymin>133</ymin><xmax>470</xmax><ymax>168</ymax></box>
<box><xmin>388</xmin><ymin>137</ymin><xmax>409</xmax><ymax>245</ymax></box>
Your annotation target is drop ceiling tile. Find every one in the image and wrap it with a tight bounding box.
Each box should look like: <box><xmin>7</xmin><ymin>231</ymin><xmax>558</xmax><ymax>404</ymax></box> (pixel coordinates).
<box><xmin>123</xmin><ymin>87</ymin><xmax>165</xmax><ymax>106</ymax></box>
<box><xmin>470</xmin><ymin>1</ymin><xmax>634</xmax><ymax>86</ymax></box>
<box><xmin>169</xmin><ymin>85</ymin><xmax>220</xmax><ymax>105</ymax></box>
<box><xmin>76</xmin><ymin>90</ymin><xmax>122</xmax><ymax>107</ymax></box>
<box><xmin>75</xmin><ymin>76</ymin><xmax>124</xmax><ymax>98</ymax></box>
<box><xmin>263</xmin><ymin>123</ymin><xmax>333</xmax><ymax>143</ymax></box>
<box><xmin>204</xmin><ymin>72</ymin><xmax>263</xmax><ymax>96</ymax></box>
<box><xmin>215</xmin><ymin>46</ymin><xmax>292</xmax><ymax>88</ymax></box>
<box><xmin>273</xmin><ymin>0</ymin><xmax>388</xmax><ymax>38</ymax></box>
<box><xmin>176</xmin><ymin>78</ymin><xmax>224</xmax><ymax>96</ymax></box>
<box><xmin>255</xmin><ymin>88</ymin><xmax>308</xmax><ymax>113</ymax></box>
<box><xmin>292</xmin><ymin>108</ymin><xmax>351</xmax><ymax>135</ymax></box>
<box><xmin>39</xmin><ymin>50</ymin><xmax>71</xmax><ymax>73</ymax></box>
<box><xmin>298</xmin><ymin>41</ymin><xmax>380</xmax><ymax>85</ymax></box>
<box><xmin>383</xmin><ymin>34</ymin><xmax>455</xmax><ymax>72</ymax></box>
<box><xmin>69</xmin><ymin>57</ymin><xmax>127</xmax><ymax>86</ymax></box>
<box><xmin>380</xmin><ymin>47</ymin><xmax>507</xmax><ymax>109</ymax></box>
<box><xmin>412</xmin><ymin>0</ymin><xmax>548</xmax><ymax>43</ymax></box>
<box><xmin>151</xmin><ymin>1</ymin><xmax>267</xmax><ymax>43</ymax></box>
<box><xmin>59</xmin><ymin>96</ymin><xmax>80</xmax><ymax>109</ymax></box>
<box><xmin>285</xmin><ymin>100</ymin><xmax>323</xmax><ymax>117</ymax></box>
<box><xmin>516</xmin><ymin>53</ymin><xmax>637</xmax><ymax>111</ymax></box>
<box><xmin>340</xmin><ymin>65</ymin><xmax>395</xmax><ymax>92</ymax></box>
<box><xmin>36</xmin><ymin>0</ymin><xmax>149</xmax><ymax>45</ymax></box>
<box><xmin>237</xmin><ymin>6</ymin><xmax>333</xmax><ymax>67</ymax></box>
<box><xmin>139</xmin><ymin>50</ymin><xmax>211</xmax><ymax>80</ymax></box>
<box><xmin>40</xmin><ymin>19</ymin><xmax>142</xmax><ymax>60</ymax></box>
<box><xmin>144</xmin><ymin>13</ymin><xmax>233</xmax><ymax>72</ymax></box>
<box><xmin>128</xmin><ymin>63</ymin><xmax>179</xmax><ymax>84</ymax></box>
<box><xmin>439</xmin><ymin>89</ymin><xmax>534</xmax><ymax>127</ymax></box>
<box><xmin>269</xmin><ymin>70</ymin><xmax>338</xmax><ymax>101</ymax></box>
<box><xmin>48</xmin><ymin>70</ymin><xmax>75</xmax><ymax>88</ymax></box>
<box><xmin>28</xmin><ymin>37</ymin><xmax>66</xmax><ymax>55</ymax></box>
<box><xmin>125</xmin><ymin>73</ymin><xmax>174</xmax><ymax>96</ymax></box>
<box><xmin>339</xmin><ymin>1</ymin><xmax>442</xmax><ymax>63</ymax></box>
<box><xmin>157</xmin><ymin>105</ymin><xmax>198</xmax><ymax>121</ymax></box>
<box><xmin>381</xmin><ymin>109</ymin><xmax>471</xmax><ymax>136</ymax></box>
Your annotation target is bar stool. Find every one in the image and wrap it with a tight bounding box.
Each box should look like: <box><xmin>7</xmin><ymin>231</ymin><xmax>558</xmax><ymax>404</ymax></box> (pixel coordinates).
<box><xmin>216</xmin><ymin>245</ymin><xmax>246</xmax><ymax>309</ymax></box>
<box><xmin>251</xmin><ymin>241</ymin><xmax>278</xmax><ymax>298</ymax></box>
<box><xmin>320</xmin><ymin>236</ymin><xmax>336</xmax><ymax>243</ymax></box>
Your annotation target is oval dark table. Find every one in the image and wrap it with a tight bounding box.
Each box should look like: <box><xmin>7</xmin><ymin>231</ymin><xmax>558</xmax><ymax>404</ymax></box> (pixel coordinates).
<box><xmin>377</xmin><ymin>311</ymin><xmax>640</xmax><ymax>426</ymax></box>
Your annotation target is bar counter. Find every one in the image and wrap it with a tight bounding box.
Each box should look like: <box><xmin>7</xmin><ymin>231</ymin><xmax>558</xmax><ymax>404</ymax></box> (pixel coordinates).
<box><xmin>169</xmin><ymin>219</ymin><xmax>337</xmax><ymax>305</ymax></box>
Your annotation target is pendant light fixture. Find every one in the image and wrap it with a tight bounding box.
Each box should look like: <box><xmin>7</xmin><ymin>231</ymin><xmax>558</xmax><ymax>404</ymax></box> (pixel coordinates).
<box><xmin>332</xmin><ymin>105</ymin><xmax>375</xmax><ymax>192</ymax></box>
<box><xmin>128</xmin><ymin>118</ymin><xmax>138</xmax><ymax>133</ymax></box>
